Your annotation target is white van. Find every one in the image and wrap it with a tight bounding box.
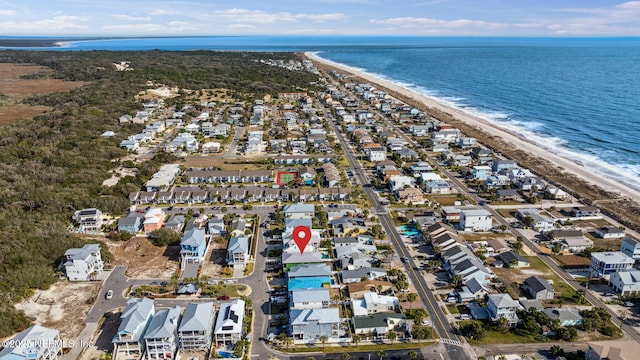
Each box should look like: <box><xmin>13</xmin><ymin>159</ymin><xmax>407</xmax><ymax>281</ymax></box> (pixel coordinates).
<box><xmin>458</xmin><ymin>314</ymin><xmax>471</xmax><ymax>320</ymax></box>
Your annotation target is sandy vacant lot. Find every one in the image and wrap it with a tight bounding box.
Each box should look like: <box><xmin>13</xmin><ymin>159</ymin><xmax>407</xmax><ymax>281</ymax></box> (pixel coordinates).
<box><xmin>105</xmin><ymin>236</ymin><xmax>179</xmax><ymax>278</ymax></box>
<box><xmin>16</xmin><ymin>282</ymin><xmax>100</xmax><ymax>340</ymax></box>
<box><xmin>0</xmin><ymin>63</ymin><xmax>86</xmax><ymax>125</ymax></box>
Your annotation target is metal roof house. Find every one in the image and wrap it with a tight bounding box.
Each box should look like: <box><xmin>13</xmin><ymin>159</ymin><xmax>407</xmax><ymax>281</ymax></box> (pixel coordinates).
<box><xmin>144</xmin><ymin>306</ymin><xmax>182</xmax><ymax>360</ymax></box>
<box><xmin>214</xmin><ymin>299</ymin><xmax>245</xmax><ymax>345</ymax></box>
<box><xmin>0</xmin><ymin>325</ymin><xmax>62</xmax><ymax>360</ymax></box>
<box><xmin>113</xmin><ymin>297</ymin><xmax>155</xmax><ymax>360</ymax></box>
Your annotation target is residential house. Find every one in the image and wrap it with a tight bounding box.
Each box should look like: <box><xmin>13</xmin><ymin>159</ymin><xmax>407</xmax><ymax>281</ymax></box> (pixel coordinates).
<box><xmin>609</xmin><ymin>270</ymin><xmax>640</xmax><ymax>296</ymax></box>
<box><xmin>432</xmin><ymin>232</ymin><xmax>463</xmax><ymax>252</ymax></box>
<box><xmin>73</xmin><ymin>208</ymin><xmax>103</xmax><ymax>233</ymax></box>
<box><xmin>113</xmin><ymin>298</ymin><xmax>155</xmax><ymax>360</ymax></box>
<box><xmin>340</xmin><ymin>267</ymin><xmax>387</xmax><ymax>284</ymax></box>
<box><xmin>496</xmin><ymin>189</ymin><xmax>522</xmax><ymax>202</ymax></box>
<box><xmin>522</xmin><ymin>276</ymin><xmax>555</xmax><ymax>300</ymax></box>
<box><xmin>351</xmin><ymin>292</ymin><xmax>399</xmax><ymax>316</ymax></box>
<box><xmin>214</xmin><ymin>299</ymin><xmax>245</xmax><ymax>345</ymax></box>
<box><xmin>487</xmin><ymin>294</ymin><xmax>519</xmax><ymax>325</ymax></box>
<box><xmin>347</xmin><ymin>280</ymin><xmax>394</xmax><ymax>300</ymax></box>
<box><xmin>64</xmin><ymin>244</ymin><xmax>104</xmax><ymax>281</ymax></box>
<box><xmin>284</xmin><ymin>203</ymin><xmax>315</xmax><ymax>219</ymax></box>
<box><xmin>368</xmin><ymin>147</ymin><xmax>387</xmax><ymax>162</ymax></box>
<box><xmin>459</xmin><ymin>208</ymin><xmax>493</xmax><ymax>232</ymax></box>
<box><xmin>143</xmin><ymin>208</ymin><xmax>165</xmax><ymax>233</ymax></box>
<box><xmin>492</xmin><ymin>159</ymin><xmax>517</xmax><ymax>173</ymax></box>
<box><xmin>562</xmin><ymin>236</ymin><xmax>594</xmax><ymax>253</ymax></box>
<box><xmin>495</xmin><ymin>251</ymin><xmax>530</xmax><ymax>268</ymax></box>
<box><xmin>590</xmin><ymin>251</ymin><xmax>634</xmax><ymax>279</ymax></box>
<box><xmin>178</xmin><ymin>302</ymin><xmax>216</xmax><ymax>352</ymax></box>
<box><xmin>155</xmin><ymin>191</ymin><xmax>174</xmax><ymax>204</ymax></box>
<box><xmin>322</xmin><ymin>163</ymin><xmax>340</xmax><ymax>188</ymax></box>
<box><xmin>456</xmin><ymin>277</ymin><xmax>491</xmax><ymax>303</ymax></box>
<box><xmin>396</xmin><ymin>187</ymin><xmax>428</xmax><ymax>205</ymax></box>
<box><xmin>208</xmin><ymin>217</ymin><xmax>225</xmax><ymax>237</ymax></box>
<box><xmin>230</xmin><ymin>218</ymin><xmax>247</xmax><ymax>237</ymax></box>
<box><xmin>586</xmin><ymin>340</ymin><xmax>640</xmax><ymax>360</ymax></box>
<box><xmin>425</xmin><ymin>180</ymin><xmax>453</xmax><ymax>194</ymax></box>
<box><xmin>353</xmin><ymin>312</ymin><xmax>407</xmax><ymax>340</ymax></box>
<box><xmin>227</xmin><ymin>236</ymin><xmax>249</xmax><ymax>267</ymax></box>
<box><xmin>165</xmin><ymin>215</ymin><xmax>186</xmax><ymax>233</ymax></box>
<box><xmin>180</xmin><ymin>228</ymin><xmax>207</xmax><ymax>270</ymax></box>
<box><xmin>144</xmin><ymin>306</ymin><xmax>182</xmax><ymax>360</ymax></box>
<box><xmin>570</xmin><ymin>206</ymin><xmax>600</xmax><ymax>218</ymax></box>
<box><xmin>515</xmin><ymin>208</ymin><xmax>555</xmax><ymax>232</ymax></box>
<box><xmin>118</xmin><ymin>212</ymin><xmax>144</xmax><ymax>233</ymax></box>
<box><xmin>0</xmin><ymin>325</ymin><xmax>62</xmax><ymax>360</ymax></box>
<box><xmin>546</xmin><ymin>186</ymin><xmax>569</xmax><ymax>200</ymax></box>
<box><xmin>620</xmin><ymin>238</ymin><xmax>640</xmax><ymax>262</ymax></box>
<box><xmin>542</xmin><ymin>307</ymin><xmax>583</xmax><ymax>326</ymax></box>
<box><xmin>596</xmin><ymin>226</ymin><xmax>625</xmax><ymax>239</ymax></box>
<box><xmin>289</xmin><ymin>308</ymin><xmax>342</xmax><ymax>344</ymax></box>
<box><xmin>290</xmin><ymin>288</ymin><xmax>330</xmax><ymax>309</ymax></box>
<box><xmin>472</xmin><ymin>166</ymin><xmax>492</xmax><ymax>181</ymax></box>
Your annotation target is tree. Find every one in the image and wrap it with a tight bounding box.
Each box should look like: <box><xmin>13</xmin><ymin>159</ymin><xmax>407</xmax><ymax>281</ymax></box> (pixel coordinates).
<box><xmin>341</xmin><ymin>353</ymin><xmax>351</xmax><ymax>360</ymax></box>
<box><xmin>512</xmin><ymin>238</ymin><xmax>523</xmax><ymax>253</ymax></box>
<box><xmin>412</xmin><ymin>309</ymin><xmax>428</xmax><ymax>326</ymax></box>
<box><xmin>408</xmin><ymin>351</ymin><xmax>419</xmax><ymax>360</ymax></box>
<box><xmin>319</xmin><ymin>335</ymin><xmax>328</xmax><ymax>353</ymax></box>
<box><xmin>459</xmin><ymin>321</ymin><xmax>486</xmax><ymax>340</ymax></box>
<box><xmin>496</xmin><ymin>317</ymin><xmax>511</xmax><ymax>333</ymax></box>
<box><xmin>406</xmin><ymin>292</ymin><xmax>418</xmax><ymax>310</ymax></box>
<box><xmin>388</xmin><ymin>331</ymin><xmax>397</xmax><ymax>344</ymax></box>
<box><xmin>549</xmin><ymin>345</ymin><xmax>565</xmax><ymax>357</ymax></box>
<box><xmin>378</xmin><ymin>350</ymin><xmax>386</xmax><ymax>360</ymax></box>
<box><xmin>351</xmin><ymin>334</ymin><xmax>360</xmax><ymax>348</ymax></box>
<box><xmin>148</xmin><ymin>228</ymin><xmax>181</xmax><ymax>246</ymax></box>
<box><xmin>277</xmin><ymin>332</ymin><xmax>292</xmax><ymax>350</ymax></box>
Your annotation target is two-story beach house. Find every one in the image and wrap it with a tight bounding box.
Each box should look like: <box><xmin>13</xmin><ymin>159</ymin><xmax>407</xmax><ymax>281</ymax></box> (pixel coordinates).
<box><xmin>227</xmin><ymin>236</ymin><xmax>249</xmax><ymax>268</ymax></box>
<box><xmin>589</xmin><ymin>251</ymin><xmax>635</xmax><ymax>279</ymax></box>
<box><xmin>487</xmin><ymin>294</ymin><xmax>519</xmax><ymax>325</ymax></box>
<box><xmin>64</xmin><ymin>244</ymin><xmax>104</xmax><ymax>281</ymax></box>
<box><xmin>0</xmin><ymin>325</ymin><xmax>62</xmax><ymax>360</ymax></box>
<box><xmin>180</xmin><ymin>228</ymin><xmax>207</xmax><ymax>270</ymax></box>
<box><xmin>214</xmin><ymin>299</ymin><xmax>245</xmax><ymax>345</ymax></box>
<box><xmin>73</xmin><ymin>208</ymin><xmax>103</xmax><ymax>233</ymax></box>
<box><xmin>144</xmin><ymin>306</ymin><xmax>182</xmax><ymax>360</ymax></box>
<box><xmin>178</xmin><ymin>302</ymin><xmax>216</xmax><ymax>352</ymax></box>
<box><xmin>459</xmin><ymin>208</ymin><xmax>493</xmax><ymax>232</ymax></box>
<box><xmin>289</xmin><ymin>307</ymin><xmax>342</xmax><ymax>344</ymax></box>
<box><xmin>113</xmin><ymin>297</ymin><xmax>155</xmax><ymax>360</ymax></box>
<box><xmin>621</xmin><ymin>238</ymin><xmax>640</xmax><ymax>262</ymax></box>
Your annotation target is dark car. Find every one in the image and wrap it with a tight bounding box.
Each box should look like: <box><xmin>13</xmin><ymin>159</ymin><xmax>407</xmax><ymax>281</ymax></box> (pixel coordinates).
<box><xmin>217</xmin><ymin>295</ymin><xmax>230</xmax><ymax>300</ymax></box>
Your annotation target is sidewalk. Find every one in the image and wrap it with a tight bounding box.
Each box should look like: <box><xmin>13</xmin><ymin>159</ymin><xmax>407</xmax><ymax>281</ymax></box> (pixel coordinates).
<box><xmin>61</xmin><ymin>323</ymin><xmax>98</xmax><ymax>360</ymax></box>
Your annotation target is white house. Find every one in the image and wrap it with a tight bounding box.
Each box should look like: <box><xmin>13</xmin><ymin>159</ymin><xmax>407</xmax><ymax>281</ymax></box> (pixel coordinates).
<box><xmin>351</xmin><ymin>292</ymin><xmax>399</xmax><ymax>316</ymax></box>
<box><xmin>178</xmin><ymin>302</ymin><xmax>216</xmax><ymax>352</ymax></box>
<box><xmin>145</xmin><ymin>306</ymin><xmax>182</xmax><ymax>360</ymax></box>
<box><xmin>609</xmin><ymin>270</ymin><xmax>640</xmax><ymax>296</ymax></box>
<box><xmin>227</xmin><ymin>236</ymin><xmax>249</xmax><ymax>267</ymax></box>
<box><xmin>64</xmin><ymin>244</ymin><xmax>104</xmax><ymax>281</ymax></box>
<box><xmin>590</xmin><ymin>251</ymin><xmax>635</xmax><ymax>279</ymax></box>
<box><xmin>459</xmin><ymin>208</ymin><xmax>493</xmax><ymax>232</ymax></box>
<box><xmin>487</xmin><ymin>293</ymin><xmax>519</xmax><ymax>325</ymax></box>
<box><xmin>0</xmin><ymin>325</ymin><xmax>62</xmax><ymax>360</ymax></box>
<box><xmin>214</xmin><ymin>299</ymin><xmax>245</xmax><ymax>345</ymax></box>
<box><xmin>290</xmin><ymin>288</ymin><xmax>331</xmax><ymax>309</ymax></box>
<box><xmin>284</xmin><ymin>203</ymin><xmax>315</xmax><ymax>219</ymax></box>
<box><xmin>72</xmin><ymin>208</ymin><xmax>103</xmax><ymax>233</ymax></box>
<box><xmin>368</xmin><ymin>147</ymin><xmax>387</xmax><ymax>162</ymax></box>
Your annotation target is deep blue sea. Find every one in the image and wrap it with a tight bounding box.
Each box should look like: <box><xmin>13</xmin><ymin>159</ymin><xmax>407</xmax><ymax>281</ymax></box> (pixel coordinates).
<box><xmin>4</xmin><ymin>36</ymin><xmax>640</xmax><ymax>186</ymax></box>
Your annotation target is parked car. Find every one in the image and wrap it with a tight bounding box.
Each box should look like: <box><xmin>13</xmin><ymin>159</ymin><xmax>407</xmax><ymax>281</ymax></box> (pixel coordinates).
<box><xmin>217</xmin><ymin>295</ymin><xmax>230</xmax><ymax>300</ymax></box>
<box><xmin>105</xmin><ymin>290</ymin><xmax>114</xmax><ymax>300</ymax></box>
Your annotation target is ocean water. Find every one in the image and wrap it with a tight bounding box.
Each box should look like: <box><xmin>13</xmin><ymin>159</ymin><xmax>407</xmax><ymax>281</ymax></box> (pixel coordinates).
<box><xmin>5</xmin><ymin>36</ymin><xmax>640</xmax><ymax>186</ymax></box>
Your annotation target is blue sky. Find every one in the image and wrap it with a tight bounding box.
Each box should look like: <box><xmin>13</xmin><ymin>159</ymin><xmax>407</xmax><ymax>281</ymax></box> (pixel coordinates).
<box><xmin>1</xmin><ymin>0</ymin><xmax>640</xmax><ymax>37</ymax></box>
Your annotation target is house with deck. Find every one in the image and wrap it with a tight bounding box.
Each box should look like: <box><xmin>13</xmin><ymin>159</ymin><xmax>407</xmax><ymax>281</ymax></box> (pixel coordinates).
<box><xmin>178</xmin><ymin>302</ymin><xmax>216</xmax><ymax>352</ymax></box>
<box><xmin>64</xmin><ymin>244</ymin><xmax>104</xmax><ymax>281</ymax></box>
<box><xmin>289</xmin><ymin>308</ymin><xmax>342</xmax><ymax>344</ymax></box>
<box><xmin>144</xmin><ymin>306</ymin><xmax>182</xmax><ymax>360</ymax></box>
<box><xmin>180</xmin><ymin>228</ymin><xmax>207</xmax><ymax>270</ymax></box>
<box><xmin>227</xmin><ymin>236</ymin><xmax>249</xmax><ymax>267</ymax></box>
<box><xmin>113</xmin><ymin>297</ymin><xmax>155</xmax><ymax>360</ymax></box>
<box><xmin>214</xmin><ymin>299</ymin><xmax>245</xmax><ymax>345</ymax></box>
<box><xmin>0</xmin><ymin>325</ymin><xmax>62</xmax><ymax>360</ymax></box>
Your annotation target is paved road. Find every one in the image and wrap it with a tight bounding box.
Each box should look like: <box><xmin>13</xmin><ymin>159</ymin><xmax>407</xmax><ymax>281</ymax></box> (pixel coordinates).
<box><xmin>319</xmin><ymin>94</ymin><xmax>472</xmax><ymax>360</ymax></box>
<box><xmin>223</xmin><ymin>126</ymin><xmax>246</xmax><ymax>158</ymax></box>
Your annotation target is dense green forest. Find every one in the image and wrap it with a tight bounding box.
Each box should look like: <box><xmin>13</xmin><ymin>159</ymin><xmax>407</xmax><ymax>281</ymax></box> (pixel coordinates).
<box><xmin>0</xmin><ymin>50</ymin><xmax>320</xmax><ymax>336</ymax></box>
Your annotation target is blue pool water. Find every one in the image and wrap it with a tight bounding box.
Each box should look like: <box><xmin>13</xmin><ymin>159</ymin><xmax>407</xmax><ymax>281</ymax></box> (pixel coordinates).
<box><xmin>218</xmin><ymin>351</ymin><xmax>233</xmax><ymax>358</ymax></box>
<box><xmin>288</xmin><ymin>276</ymin><xmax>332</xmax><ymax>290</ymax></box>
<box><xmin>400</xmin><ymin>225</ymin><xmax>420</xmax><ymax>237</ymax></box>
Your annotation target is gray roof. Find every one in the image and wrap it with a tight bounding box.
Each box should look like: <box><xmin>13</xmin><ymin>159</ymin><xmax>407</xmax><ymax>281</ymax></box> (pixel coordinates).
<box><xmin>290</xmin><ymin>308</ymin><xmax>340</xmax><ymax>325</ymax></box>
<box><xmin>353</xmin><ymin>312</ymin><xmax>406</xmax><ymax>329</ymax></box>
<box><xmin>341</xmin><ymin>267</ymin><xmax>386</xmax><ymax>281</ymax></box>
<box><xmin>166</xmin><ymin>215</ymin><xmax>185</xmax><ymax>228</ymax></box>
<box><xmin>0</xmin><ymin>325</ymin><xmax>60</xmax><ymax>359</ymax></box>
<box><xmin>519</xmin><ymin>299</ymin><xmax>544</xmax><ymax>311</ymax></box>
<box><xmin>145</xmin><ymin>306</ymin><xmax>182</xmax><ymax>339</ymax></box>
<box><xmin>181</xmin><ymin>228</ymin><xmax>206</xmax><ymax>247</ymax></box>
<box><xmin>488</xmin><ymin>294</ymin><xmax>517</xmax><ymax>308</ymax></box>
<box><xmin>179</xmin><ymin>302</ymin><xmax>215</xmax><ymax>332</ymax></box>
<box><xmin>333</xmin><ymin>237</ymin><xmax>359</xmax><ymax>245</ymax></box>
<box><xmin>288</xmin><ymin>263</ymin><xmax>332</xmax><ymax>278</ymax></box>
<box><xmin>542</xmin><ymin>307</ymin><xmax>582</xmax><ymax>322</ymax></box>
<box><xmin>284</xmin><ymin>203</ymin><xmax>315</xmax><ymax>214</ymax></box>
<box><xmin>228</xmin><ymin>236</ymin><xmax>249</xmax><ymax>254</ymax></box>
<box><xmin>291</xmin><ymin>288</ymin><xmax>330</xmax><ymax>304</ymax></box>
<box><xmin>497</xmin><ymin>251</ymin><xmax>528</xmax><ymax>265</ymax></box>
<box><xmin>116</xmin><ymin>297</ymin><xmax>154</xmax><ymax>340</ymax></box>
<box><xmin>523</xmin><ymin>276</ymin><xmax>554</xmax><ymax>293</ymax></box>
<box><xmin>65</xmin><ymin>244</ymin><xmax>100</xmax><ymax>260</ymax></box>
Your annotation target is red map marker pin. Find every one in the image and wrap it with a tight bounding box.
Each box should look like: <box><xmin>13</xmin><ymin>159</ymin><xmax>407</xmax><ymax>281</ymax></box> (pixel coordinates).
<box><xmin>292</xmin><ymin>226</ymin><xmax>312</xmax><ymax>255</ymax></box>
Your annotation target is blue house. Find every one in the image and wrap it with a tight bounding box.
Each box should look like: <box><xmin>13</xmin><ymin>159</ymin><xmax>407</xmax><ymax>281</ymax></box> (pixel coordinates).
<box><xmin>472</xmin><ymin>165</ymin><xmax>492</xmax><ymax>181</ymax></box>
<box><xmin>492</xmin><ymin>159</ymin><xmax>517</xmax><ymax>173</ymax></box>
<box><xmin>180</xmin><ymin>228</ymin><xmax>207</xmax><ymax>270</ymax></box>
<box><xmin>117</xmin><ymin>212</ymin><xmax>144</xmax><ymax>233</ymax></box>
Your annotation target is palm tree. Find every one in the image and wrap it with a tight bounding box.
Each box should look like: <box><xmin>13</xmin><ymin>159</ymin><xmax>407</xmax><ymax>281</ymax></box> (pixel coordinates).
<box><xmin>388</xmin><ymin>331</ymin><xmax>397</xmax><ymax>345</ymax></box>
<box><xmin>378</xmin><ymin>350</ymin><xmax>386</xmax><ymax>360</ymax></box>
<box><xmin>319</xmin><ymin>335</ymin><xmax>328</xmax><ymax>353</ymax></box>
<box><xmin>352</xmin><ymin>334</ymin><xmax>361</xmax><ymax>349</ymax></box>
<box><xmin>341</xmin><ymin>353</ymin><xmax>351</xmax><ymax>360</ymax></box>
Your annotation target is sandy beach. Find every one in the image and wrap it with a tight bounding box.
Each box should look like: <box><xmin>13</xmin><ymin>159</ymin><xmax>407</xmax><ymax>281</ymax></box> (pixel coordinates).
<box><xmin>305</xmin><ymin>51</ymin><xmax>640</xmax><ymax>204</ymax></box>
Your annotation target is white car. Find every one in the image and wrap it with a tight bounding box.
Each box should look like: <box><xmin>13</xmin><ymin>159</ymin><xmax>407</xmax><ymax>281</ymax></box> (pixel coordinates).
<box><xmin>105</xmin><ymin>290</ymin><xmax>114</xmax><ymax>299</ymax></box>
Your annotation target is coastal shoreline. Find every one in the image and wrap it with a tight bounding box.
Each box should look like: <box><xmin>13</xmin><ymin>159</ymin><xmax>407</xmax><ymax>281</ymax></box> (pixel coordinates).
<box><xmin>304</xmin><ymin>51</ymin><xmax>640</xmax><ymax>204</ymax></box>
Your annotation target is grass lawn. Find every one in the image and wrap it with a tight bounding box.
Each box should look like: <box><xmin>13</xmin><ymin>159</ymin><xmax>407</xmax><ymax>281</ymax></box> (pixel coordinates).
<box><xmin>497</xmin><ymin>209</ymin><xmax>516</xmax><ymax>218</ymax></box>
<box><xmin>446</xmin><ymin>304</ymin><xmax>461</xmax><ymax>314</ymax></box>
<box><xmin>430</xmin><ymin>195</ymin><xmax>461</xmax><ymax>206</ymax></box>
<box><xmin>467</xmin><ymin>329</ymin><xmax>539</xmax><ymax>345</ymax></box>
<box><xmin>525</xmin><ymin>256</ymin><xmax>577</xmax><ymax>301</ymax></box>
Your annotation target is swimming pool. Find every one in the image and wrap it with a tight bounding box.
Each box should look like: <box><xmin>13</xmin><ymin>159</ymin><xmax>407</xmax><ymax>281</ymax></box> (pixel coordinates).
<box><xmin>218</xmin><ymin>351</ymin><xmax>234</xmax><ymax>358</ymax></box>
<box><xmin>399</xmin><ymin>225</ymin><xmax>420</xmax><ymax>237</ymax></box>
<box><xmin>288</xmin><ymin>276</ymin><xmax>332</xmax><ymax>290</ymax></box>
